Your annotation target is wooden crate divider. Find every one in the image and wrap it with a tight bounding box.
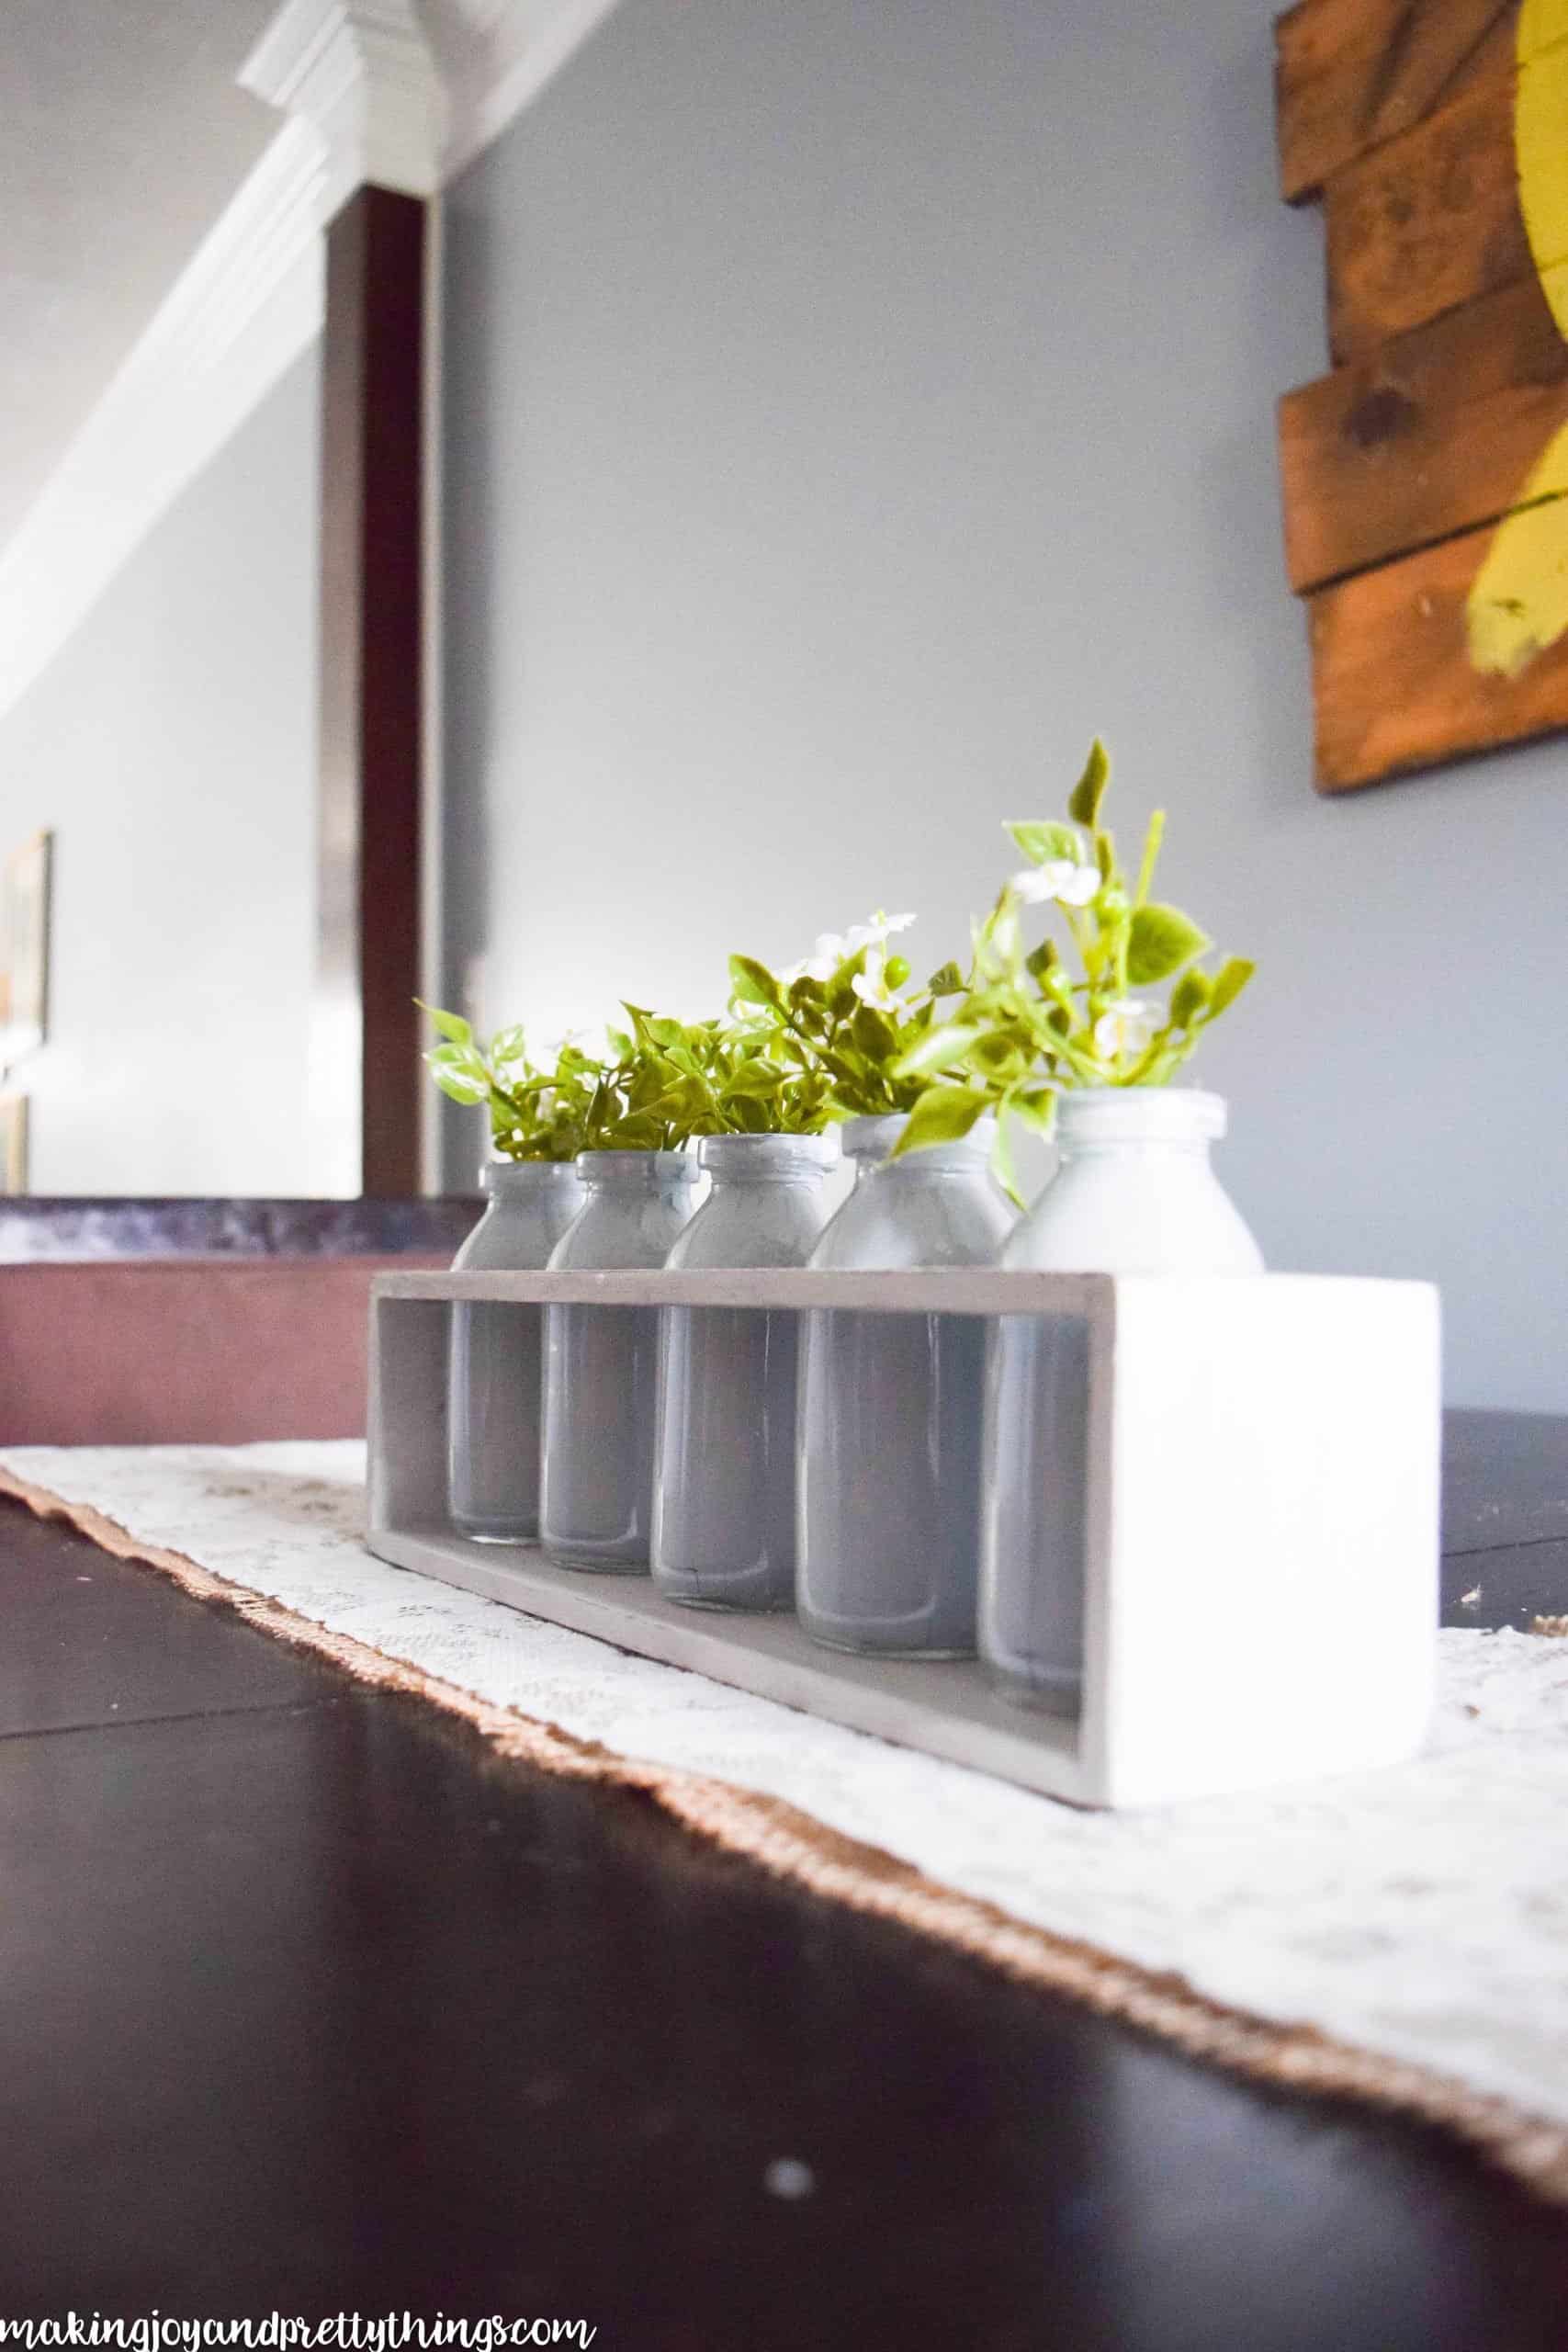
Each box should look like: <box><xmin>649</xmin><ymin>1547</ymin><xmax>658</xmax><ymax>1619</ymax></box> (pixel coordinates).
<box><xmin>366</xmin><ymin>1268</ymin><xmax>1440</xmax><ymax>1810</ymax></box>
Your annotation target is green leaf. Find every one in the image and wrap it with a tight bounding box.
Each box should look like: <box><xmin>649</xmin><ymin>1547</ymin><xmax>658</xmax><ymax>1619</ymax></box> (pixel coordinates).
<box><xmin>489</xmin><ymin>1023</ymin><xmax>527</xmax><ymax>1068</ymax></box>
<box><xmin>851</xmin><ymin>1001</ymin><xmax>898</xmax><ymax>1062</ymax></box>
<box><xmin>722</xmin><ymin>1061</ymin><xmax>786</xmax><ymax>1099</ymax></box>
<box><xmin>1009</xmin><ymin>1085</ymin><xmax>1058</xmax><ymax>1135</ymax></box>
<box><xmin>1024</xmin><ymin>937</ymin><xmax>1059</xmax><ymax>985</ymax></box>
<box><xmin>1126</xmin><ymin>902</ymin><xmax>1210</xmax><ymax>984</ymax></box>
<box><xmin>1005</xmin><ymin>820</ymin><xmax>1082</xmax><ymax>866</ymax></box>
<box><xmin>1204</xmin><ymin>956</ymin><xmax>1256</xmax><ymax>1018</ymax></box>
<box><xmin>1134</xmin><ymin>808</ymin><xmax>1166</xmax><ymax>908</ymax></box>
<box><xmin>1168</xmin><ymin>967</ymin><xmax>1213</xmax><ymax>1028</ymax></box>
<box><xmin>991</xmin><ymin>1100</ymin><xmax>1025</xmax><ymax>1209</ymax></box>
<box><xmin>728</xmin><ymin>954</ymin><xmax>783</xmax><ymax>1011</ymax></box>
<box><xmin>972</xmin><ymin>1033</ymin><xmax>1025</xmax><ymax>1080</ymax></box>
<box><xmin>926</xmin><ymin>961</ymin><xmax>965</xmax><ymax>997</ymax></box>
<box><xmin>827</xmin><ymin>956</ymin><xmax>864</xmax><ymax>1016</ymax></box>
<box><xmin>417</xmin><ymin>1001</ymin><xmax>472</xmax><ymax>1046</ymax></box>
<box><xmin>427</xmin><ymin>1063</ymin><xmax>488</xmax><ymax>1106</ymax></box>
<box><xmin>1066</xmin><ymin>738</ymin><xmax>1111</xmax><ymax>828</ymax></box>
<box><xmin>892</xmin><ymin>1021</ymin><xmax>983</xmax><ymax>1080</ymax></box>
<box><xmin>893</xmin><ymin>1086</ymin><xmax>987</xmax><ymax>1155</ymax></box>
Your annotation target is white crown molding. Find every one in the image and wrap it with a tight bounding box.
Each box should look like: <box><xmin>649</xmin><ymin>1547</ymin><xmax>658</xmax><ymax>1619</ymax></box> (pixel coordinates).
<box><xmin>0</xmin><ymin>0</ymin><xmax>620</xmax><ymax>725</ymax></box>
<box><xmin>437</xmin><ymin>0</ymin><xmax>624</xmax><ymax>180</ymax></box>
<box><xmin>0</xmin><ymin>119</ymin><xmax>328</xmax><ymax>725</ymax></box>
<box><xmin>243</xmin><ymin>0</ymin><xmax>446</xmax><ymax>206</ymax></box>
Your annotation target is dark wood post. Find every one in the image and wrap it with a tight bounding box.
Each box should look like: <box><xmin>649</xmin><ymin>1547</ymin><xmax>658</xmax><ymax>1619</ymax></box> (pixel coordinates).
<box><xmin>318</xmin><ymin>186</ymin><xmax>426</xmax><ymax>1196</ymax></box>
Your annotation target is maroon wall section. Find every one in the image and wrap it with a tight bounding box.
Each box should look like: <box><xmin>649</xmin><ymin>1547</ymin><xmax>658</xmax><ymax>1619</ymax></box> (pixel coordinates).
<box><xmin>0</xmin><ymin>1257</ymin><xmax>447</xmax><ymax>1445</ymax></box>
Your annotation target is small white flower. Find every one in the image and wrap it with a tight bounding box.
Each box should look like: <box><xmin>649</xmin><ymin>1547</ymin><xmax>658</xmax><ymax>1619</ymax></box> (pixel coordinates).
<box><xmin>1009</xmin><ymin>860</ymin><xmax>1100</xmax><ymax>909</ymax></box>
<box><xmin>850</xmin><ymin>963</ymin><xmax>898</xmax><ymax>1011</ymax></box>
<box><xmin>778</xmin><ymin>914</ymin><xmax>914</xmax><ymax>988</ymax></box>
<box><xmin>1093</xmin><ymin>1001</ymin><xmax>1157</xmax><ymax>1060</ymax></box>
<box><xmin>849</xmin><ymin>911</ymin><xmax>919</xmax><ymax>1011</ymax></box>
<box><xmin>845</xmin><ymin>910</ymin><xmax>916</xmax><ymax>954</ymax></box>
<box><xmin>774</xmin><ymin>933</ymin><xmax>844</xmax><ymax>985</ymax></box>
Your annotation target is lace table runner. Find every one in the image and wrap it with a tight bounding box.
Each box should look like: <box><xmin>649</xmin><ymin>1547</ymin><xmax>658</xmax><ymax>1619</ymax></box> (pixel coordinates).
<box><xmin>5</xmin><ymin>1439</ymin><xmax>1567</xmax><ymax>2207</ymax></box>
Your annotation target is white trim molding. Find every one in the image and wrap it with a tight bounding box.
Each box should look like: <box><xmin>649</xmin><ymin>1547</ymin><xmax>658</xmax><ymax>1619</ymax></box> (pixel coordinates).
<box><xmin>0</xmin><ymin>119</ymin><xmax>328</xmax><ymax>723</ymax></box>
<box><xmin>242</xmin><ymin>0</ymin><xmax>446</xmax><ymax>208</ymax></box>
<box><xmin>0</xmin><ymin>0</ymin><xmax>623</xmax><ymax>727</ymax></box>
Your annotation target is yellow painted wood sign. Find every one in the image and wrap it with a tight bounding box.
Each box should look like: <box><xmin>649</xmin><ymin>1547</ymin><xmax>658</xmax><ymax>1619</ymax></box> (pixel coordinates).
<box><xmin>1277</xmin><ymin>0</ymin><xmax>1568</xmax><ymax>788</ymax></box>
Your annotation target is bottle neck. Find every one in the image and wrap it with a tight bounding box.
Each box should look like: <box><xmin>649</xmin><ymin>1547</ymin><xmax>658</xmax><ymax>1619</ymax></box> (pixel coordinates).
<box><xmin>840</xmin><ymin>1114</ymin><xmax>908</xmax><ymax>1172</ymax></box>
<box><xmin>845</xmin><ymin>1114</ymin><xmax>998</xmax><ymax>1182</ymax></box>
<box><xmin>576</xmin><ymin>1148</ymin><xmax>701</xmax><ymax>1195</ymax></box>
<box><xmin>1055</xmin><ymin>1087</ymin><xmax>1225</xmax><ymax>1162</ymax></box>
<box><xmin>698</xmin><ymin>1134</ymin><xmax>838</xmax><ymax>1186</ymax></box>
<box><xmin>482</xmin><ymin>1159</ymin><xmax>583</xmax><ymax>1202</ymax></box>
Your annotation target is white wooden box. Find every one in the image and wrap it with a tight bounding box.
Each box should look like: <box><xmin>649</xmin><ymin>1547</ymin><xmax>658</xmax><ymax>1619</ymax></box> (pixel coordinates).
<box><xmin>366</xmin><ymin>1269</ymin><xmax>1440</xmax><ymax>1808</ymax></box>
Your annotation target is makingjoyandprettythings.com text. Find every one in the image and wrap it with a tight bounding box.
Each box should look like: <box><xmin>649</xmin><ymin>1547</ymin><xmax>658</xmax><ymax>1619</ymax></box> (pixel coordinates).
<box><xmin>0</xmin><ymin>2322</ymin><xmax>597</xmax><ymax>2352</ymax></box>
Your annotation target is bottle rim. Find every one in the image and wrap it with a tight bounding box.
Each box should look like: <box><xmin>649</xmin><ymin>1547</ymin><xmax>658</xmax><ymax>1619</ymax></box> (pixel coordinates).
<box><xmin>481</xmin><ymin>1157</ymin><xmax>583</xmax><ymax>1193</ymax></box>
<box><xmin>574</xmin><ymin>1148</ymin><xmax>703</xmax><ymax>1185</ymax></box>
<box><xmin>698</xmin><ymin>1131</ymin><xmax>840</xmax><ymax>1177</ymax></box>
<box><xmin>1055</xmin><ymin>1087</ymin><xmax>1225</xmax><ymax>1144</ymax></box>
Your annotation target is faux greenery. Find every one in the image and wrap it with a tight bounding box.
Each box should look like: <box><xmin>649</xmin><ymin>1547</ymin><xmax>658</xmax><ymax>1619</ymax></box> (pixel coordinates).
<box><xmin>888</xmin><ymin>739</ymin><xmax>1255</xmax><ymax>1188</ymax></box>
<box><xmin>421</xmin><ymin>998</ymin><xmax>834</xmax><ymax>1159</ymax></box>
<box><xmin>728</xmin><ymin>911</ymin><xmax>972</xmax><ymax>1120</ymax></box>
<box><xmin>423</xmin><ymin>741</ymin><xmax>1252</xmax><ymax>1192</ymax></box>
<box><xmin>420</xmin><ymin>1005</ymin><xmax>621</xmax><ymax>1159</ymax></box>
<box><xmin>596</xmin><ymin>1003</ymin><xmax>833</xmax><ymax>1145</ymax></box>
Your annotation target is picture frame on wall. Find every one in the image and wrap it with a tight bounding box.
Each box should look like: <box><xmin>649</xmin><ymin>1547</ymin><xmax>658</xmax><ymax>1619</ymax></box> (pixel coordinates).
<box><xmin>0</xmin><ymin>1092</ymin><xmax>27</xmax><ymax>1193</ymax></box>
<box><xmin>0</xmin><ymin>829</ymin><xmax>51</xmax><ymax>1069</ymax></box>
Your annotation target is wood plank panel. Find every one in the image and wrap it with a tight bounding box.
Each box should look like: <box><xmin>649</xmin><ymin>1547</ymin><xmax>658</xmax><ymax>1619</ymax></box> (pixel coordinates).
<box><xmin>1276</xmin><ymin>0</ymin><xmax>1517</xmax><ymax>202</ymax></box>
<box><xmin>1280</xmin><ymin>268</ymin><xmax>1568</xmax><ymax>590</ymax></box>
<box><xmin>1308</xmin><ymin>514</ymin><xmax>1568</xmax><ymax>786</ymax></box>
<box><xmin>1324</xmin><ymin>67</ymin><xmax>1533</xmax><ymax>357</ymax></box>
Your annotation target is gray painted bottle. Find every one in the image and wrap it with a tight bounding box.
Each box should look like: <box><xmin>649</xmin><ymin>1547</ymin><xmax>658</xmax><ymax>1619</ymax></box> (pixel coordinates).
<box><xmin>652</xmin><ymin>1131</ymin><xmax>840</xmax><ymax>1611</ymax></box>
<box><xmin>796</xmin><ymin>1114</ymin><xmax>1017</xmax><ymax>1656</ymax></box>
<box><xmin>540</xmin><ymin>1150</ymin><xmax>702</xmax><ymax>1571</ymax></box>
<box><xmin>447</xmin><ymin>1160</ymin><xmax>585</xmax><ymax>1543</ymax></box>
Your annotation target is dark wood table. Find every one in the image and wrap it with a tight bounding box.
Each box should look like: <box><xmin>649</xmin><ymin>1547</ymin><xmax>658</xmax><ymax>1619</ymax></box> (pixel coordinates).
<box><xmin>0</xmin><ymin>1413</ymin><xmax>1564</xmax><ymax>2344</ymax></box>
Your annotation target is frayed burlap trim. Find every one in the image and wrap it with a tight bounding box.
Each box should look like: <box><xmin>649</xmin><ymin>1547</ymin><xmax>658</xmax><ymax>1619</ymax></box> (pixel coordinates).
<box><xmin>7</xmin><ymin>1463</ymin><xmax>1568</xmax><ymax>2215</ymax></box>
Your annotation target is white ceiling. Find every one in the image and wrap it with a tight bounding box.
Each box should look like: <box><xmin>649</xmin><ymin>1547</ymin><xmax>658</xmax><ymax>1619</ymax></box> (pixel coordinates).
<box><xmin>0</xmin><ymin>0</ymin><xmax>282</xmax><ymax>555</ymax></box>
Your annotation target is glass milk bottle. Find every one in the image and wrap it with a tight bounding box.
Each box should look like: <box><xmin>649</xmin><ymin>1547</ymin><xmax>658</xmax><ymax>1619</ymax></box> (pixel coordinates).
<box><xmin>980</xmin><ymin>1087</ymin><xmax>1262</xmax><ymax>1711</ymax></box>
<box><xmin>447</xmin><ymin>1159</ymin><xmax>584</xmax><ymax>1542</ymax></box>
<box><xmin>539</xmin><ymin>1150</ymin><xmax>702</xmax><ymax>1570</ymax></box>
<box><xmin>796</xmin><ymin>1114</ymin><xmax>1017</xmax><ymax>1656</ymax></box>
<box><xmin>652</xmin><ymin>1131</ymin><xmax>840</xmax><ymax>1611</ymax></box>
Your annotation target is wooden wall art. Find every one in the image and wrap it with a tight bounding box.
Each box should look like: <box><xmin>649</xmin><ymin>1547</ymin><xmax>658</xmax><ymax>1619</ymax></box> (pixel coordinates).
<box><xmin>1276</xmin><ymin>0</ymin><xmax>1568</xmax><ymax>790</ymax></box>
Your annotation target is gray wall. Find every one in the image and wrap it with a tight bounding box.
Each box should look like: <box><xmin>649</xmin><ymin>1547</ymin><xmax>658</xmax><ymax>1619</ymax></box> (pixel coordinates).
<box><xmin>2</xmin><ymin>345</ymin><xmax>321</xmax><ymax>1196</ymax></box>
<box><xmin>442</xmin><ymin>0</ymin><xmax>1568</xmax><ymax>1410</ymax></box>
